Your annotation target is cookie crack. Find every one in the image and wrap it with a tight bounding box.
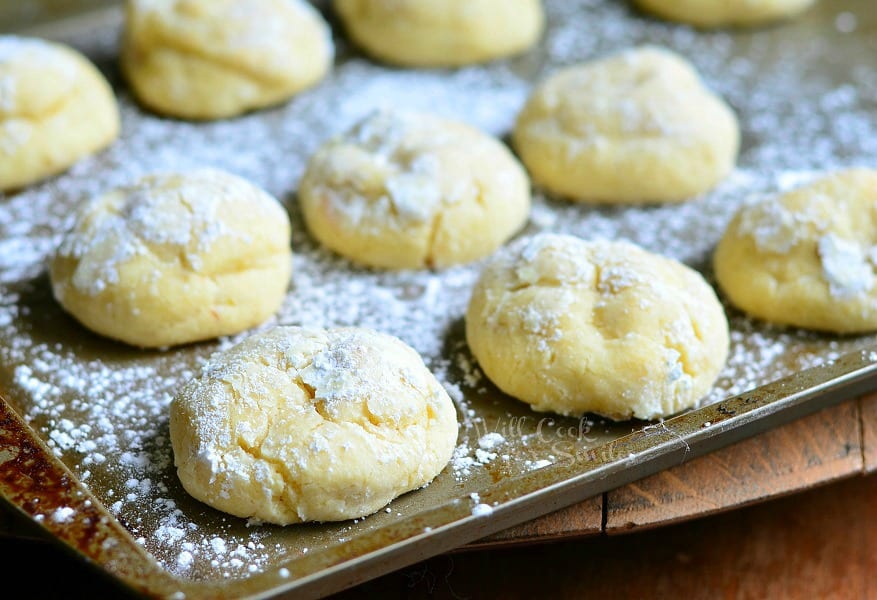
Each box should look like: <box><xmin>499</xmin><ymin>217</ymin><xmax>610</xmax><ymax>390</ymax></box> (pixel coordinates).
<box><xmin>424</xmin><ymin>209</ymin><xmax>444</xmax><ymax>269</ymax></box>
<box><xmin>506</xmin><ymin>279</ymin><xmax>570</xmax><ymax>293</ymax></box>
<box><xmin>238</xmin><ymin>439</ymin><xmax>304</xmax><ymax>511</ymax></box>
<box><xmin>150</xmin><ymin>39</ymin><xmax>285</xmax><ymax>88</ymax></box>
<box><xmin>4</xmin><ymin>81</ymin><xmax>78</xmax><ymax>122</ymax></box>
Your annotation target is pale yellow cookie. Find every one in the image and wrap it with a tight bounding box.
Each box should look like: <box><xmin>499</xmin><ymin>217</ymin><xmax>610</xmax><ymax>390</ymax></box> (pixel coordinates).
<box><xmin>121</xmin><ymin>0</ymin><xmax>333</xmax><ymax>120</ymax></box>
<box><xmin>0</xmin><ymin>36</ymin><xmax>119</xmax><ymax>192</ymax></box>
<box><xmin>333</xmin><ymin>0</ymin><xmax>544</xmax><ymax>67</ymax></box>
<box><xmin>49</xmin><ymin>168</ymin><xmax>292</xmax><ymax>348</ymax></box>
<box><xmin>714</xmin><ymin>168</ymin><xmax>877</xmax><ymax>333</ymax></box>
<box><xmin>169</xmin><ymin>326</ymin><xmax>459</xmax><ymax>524</ymax></box>
<box><xmin>635</xmin><ymin>0</ymin><xmax>817</xmax><ymax>28</ymax></box>
<box><xmin>466</xmin><ymin>234</ymin><xmax>730</xmax><ymax>421</ymax></box>
<box><xmin>299</xmin><ymin>109</ymin><xmax>531</xmax><ymax>269</ymax></box>
<box><xmin>512</xmin><ymin>46</ymin><xmax>739</xmax><ymax>204</ymax></box>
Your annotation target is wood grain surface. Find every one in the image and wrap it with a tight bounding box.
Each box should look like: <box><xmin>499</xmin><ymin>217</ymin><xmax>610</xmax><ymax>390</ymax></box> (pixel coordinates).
<box><xmin>332</xmin><ymin>473</ymin><xmax>877</xmax><ymax>600</ymax></box>
<box><xmin>604</xmin><ymin>400</ymin><xmax>863</xmax><ymax>533</ymax></box>
<box><xmin>482</xmin><ymin>395</ymin><xmax>871</xmax><ymax>543</ymax></box>
<box><xmin>860</xmin><ymin>393</ymin><xmax>877</xmax><ymax>474</ymax></box>
<box><xmin>476</xmin><ymin>494</ymin><xmax>603</xmax><ymax>546</ymax></box>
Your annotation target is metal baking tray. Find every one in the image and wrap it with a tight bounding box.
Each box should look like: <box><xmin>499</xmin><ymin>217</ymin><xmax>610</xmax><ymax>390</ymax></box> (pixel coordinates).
<box><xmin>1</xmin><ymin>1</ymin><xmax>876</xmax><ymax>598</ymax></box>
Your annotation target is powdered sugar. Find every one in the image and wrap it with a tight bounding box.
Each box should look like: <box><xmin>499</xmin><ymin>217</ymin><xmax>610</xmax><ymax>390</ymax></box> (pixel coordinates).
<box><xmin>737</xmin><ymin>193</ymin><xmax>824</xmax><ymax>253</ymax></box>
<box><xmin>818</xmin><ymin>233</ymin><xmax>876</xmax><ymax>299</ymax></box>
<box><xmin>0</xmin><ymin>75</ymin><xmax>15</xmax><ymax>112</ymax></box>
<box><xmin>306</xmin><ymin>109</ymin><xmax>490</xmax><ymax>234</ymax></box>
<box><xmin>0</xmin><ymin>34</ymin><xmax>60</xmax><ymax>63</ymax></box>
<box><xmin>1</xmin><ymin>0</ymin><xmax>875</xmax><ymax>584</ymax></box>
<box><xmin>0</xmin><ymin>119</ymin><xmax>30</xmax><ymax>154</ymax></box>
<box><xmin>0</xmin><ymin>34</ymin><xmax>78</xmax><ymax>114</ymax></box>
<box><xmin>54</xmin><ymin>168</ymin><xmax>279</xmax><ymax>296</ymax></box>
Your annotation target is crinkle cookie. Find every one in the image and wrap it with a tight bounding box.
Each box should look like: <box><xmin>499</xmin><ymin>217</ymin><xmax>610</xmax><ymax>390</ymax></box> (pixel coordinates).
<box><xmin>466</xmin><ymin>234</ymin><xmax>730</xmax><ymax>421</ymax></box>
<box><xmin>299</xmin><ymin>109</ymin><xmax>531</xmax><ymax>269</ymax></box>
<box><xmin>121</xmin><ymin>0</ymin><xmax>333</xmax><ymax>120</ymax></box>
<box><xmin>635</xmin><ymin>0</ymin><xmax>817</xmax><ymax>28</ymax></box>
<box><xmin>714</xmin><ymin>168</ymin><xmax>877</xmax><ymax>333</ymax></box>
<box><xmin>49</xmin><ymin>168</ymin><xmax>292</xmax><ymax>348</ymax></box>
<box><xmin>0</xmin><ymin>35</ymin><xmax>119</xmax><ymax>191</ymax></box>
<box><xmin>512</xmin><ymin>46</ymin><xmax>739</xmax><ymax>204</ymax></box>
<box><xmin>333</xmin><ymin>0</ymin><xmax>544</xmax><ymax>67</ymax></box>
<box><xmin>169</xmin><ymin>326</ymin><xmax>459</xmax><ymax>524</ymax></box>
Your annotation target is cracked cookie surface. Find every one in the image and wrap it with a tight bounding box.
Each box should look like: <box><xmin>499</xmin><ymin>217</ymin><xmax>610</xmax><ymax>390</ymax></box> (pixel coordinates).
<box><xmin>49</xmin><ymin>168</ymin><xmax>292</xmax><ymax>348</ymax></box>
<box><xmin>714</xmin><ymin>168</ymin><xmax>877</xmax><ymax>333</ymax></box>
<box><xmin>465</xmin><ymin>233</ymin><xmax>730</xmax><ymax>420</ymax></box>
<box><xmin>298</xmin><ymin>109</ymin><xmax>531</xmax><ymax>269</ymax></box>
<box><xmin>512</xmin><ymin>46</ymin><xmax>739</xmax><ymax>204</ymax></box>
<box><xmin>169</xmin><ymin>326</ymin><xmax>459</xmax><ymax>524</ymax></box>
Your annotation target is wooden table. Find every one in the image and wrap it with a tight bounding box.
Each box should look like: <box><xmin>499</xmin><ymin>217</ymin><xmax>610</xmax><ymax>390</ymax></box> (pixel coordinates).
<box><xmin>477</xmin><ymin>392</ymin><xmax>877</xmax><ymax>544</ymax></box>
<box><xmin>332</xmin><ymin>473</ymin><xmax>877</xmax><ymax>600</ymax></box>
<box><xmin>3</xmin><ymin>393</ymin><xmax>877</xmax><ymax>598</ymax></box>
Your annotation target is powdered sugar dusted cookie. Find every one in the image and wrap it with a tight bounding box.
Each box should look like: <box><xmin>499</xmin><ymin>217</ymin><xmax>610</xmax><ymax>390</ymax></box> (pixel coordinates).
<box><xmin>714</xmin><ymin>168</ymin><xmax>877</xmax><ymax>333</ymax></box>
<box><xmin>635</xmin><ymin>0</ymin><xmax>816</xmax><ymax>28</ymax></box>
<box><xmin>169</xmin><ymin>326</ymin><xmax>459</xmax><ymax>524</ymax></box>
<box><xmin>334</xmin><ymin>0</ymin><xmax>544</xmax><ymax>67</ymax></box>
<box><xmin>466</xmin><ymin>234</ymin><xmax>729</xmax><ymax>420</ymax></box>
<box><xmin>299</xmin><ymin>109</ymin><xmax>531</xmax><ymax>269</ymax></box>
<box><xmin>512</xmin><ymin>46</ymin><xmax>739</xmax><ymax>204</ymax></box>
<box><xmin>0</xmin><ymin>35</ymin><xmax>119</xmax><ymax>191</ymax></box>
<box><xmin>49</xmin><ymin>168</ymin><xmax>292</xmax><ymax>348</ymax></box>
<box><xmin>121</xmin><ymin>0</ymin><xmax>333</xmax><ymax>120</ymax></box>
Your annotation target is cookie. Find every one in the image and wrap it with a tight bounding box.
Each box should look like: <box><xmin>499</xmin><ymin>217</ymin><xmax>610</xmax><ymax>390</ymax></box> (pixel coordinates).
<box><xmin>466</xmin><ymin>234</ymin><xmax>730</xmax><ymax>420</ymax></box>
<box><xmin>49</xmin><ymin>168</ymin><xmax>292</xmax><ymax>348</ymax></box>
<box><xmin>0</xmin><ymin>36</ymin><xmax>119</xmax><ymax>191</ymax></box>
<box><xmin>121</xmin><ymin>0</ymin><xmax>333</xmax><ymax>120</ymax></box>
<box><xmin>169</xmin><ymin>326</ymin><xmax>459</xmax><ymax>524</ymax></box>
<box><xmin>512</xmin><ymin>46</ymin><xmax>739</xmax><ymax>204</ymax></box>
<box><xmin>635</xmin><ymin>0</ymin><xmax>817</xmax><ymax>28</ymax></box>
<box><xmin>334</xmin><ymin>0</ymin><xmax>544</xmax><ymax>67</ymax></box>
<box><xmin>714</xmin><ymin>168</ymin><xmax>877</xmax><ymax>333</ymax></box>
<box><xmin>299</xmin><ymin>109</ymin><xmax>531</xmax><ymax>269</ymax></box>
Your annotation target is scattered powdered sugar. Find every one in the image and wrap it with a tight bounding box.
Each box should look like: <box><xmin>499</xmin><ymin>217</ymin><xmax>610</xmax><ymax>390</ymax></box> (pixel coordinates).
<box><xmin>478</xmin><ymin>432</ymin><xmax>505</xmax><ymax>451</ymax></box>
<box><xmin>311</xmin><ymin>108</ymin><xmax>481</xmax><ymax>231</ymax></box>
<box><xmin>818</xmin><ymin>233</ymin><xmax>876</xmax><ymax>299</ymax></box>
<box><xmin>835</xmin><ymin>12</ymin><xmax>858</xmax><ymax>33</ymax></box>
<box><xmin>468</xmin><ymin>492</ymin><xmax>493</xmax><ymax>517</ymax></box>
<box><xmin>736</xmin><ymin>192</ymin><xmax>826</xmax><ymax>253</ymax></box>
<box><xmin>55</xmin><ymin>168</ymin><xmax>280</xmax><ymax>296</ymax></box>
<box><xmin>450</xmin><ymin>444</ymin><xmax>478</xmax><ymax>479</ymax></box>
<box><xmin>596</xmin><ymin>260</ymin><xmax>642</xmax><ymax>295</ymax></box>
<box><xmin>0</xmin><ymin>0</ymin><xmax>875</xmax><ymax>583</ymax></box>
<box><xmin>51</xmin><ymin>506</ymin><xmax>76</xmax><ymax>523</ymax></box>
<box><xmin>474</xmin><ymin>448</ymin><xmax>497</xmax><ymax>465</ymax></box>
<box><xmin>471</xmin><ymin>504</ymin><xmax>493</xmax><ymax>518</ymax></box>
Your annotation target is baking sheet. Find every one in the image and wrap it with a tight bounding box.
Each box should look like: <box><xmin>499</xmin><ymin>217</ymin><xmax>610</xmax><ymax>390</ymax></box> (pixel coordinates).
<box><xmin>1</xmin><ymin>1</ymin><xmax>877</xmax><ymax>598</ymax></box>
